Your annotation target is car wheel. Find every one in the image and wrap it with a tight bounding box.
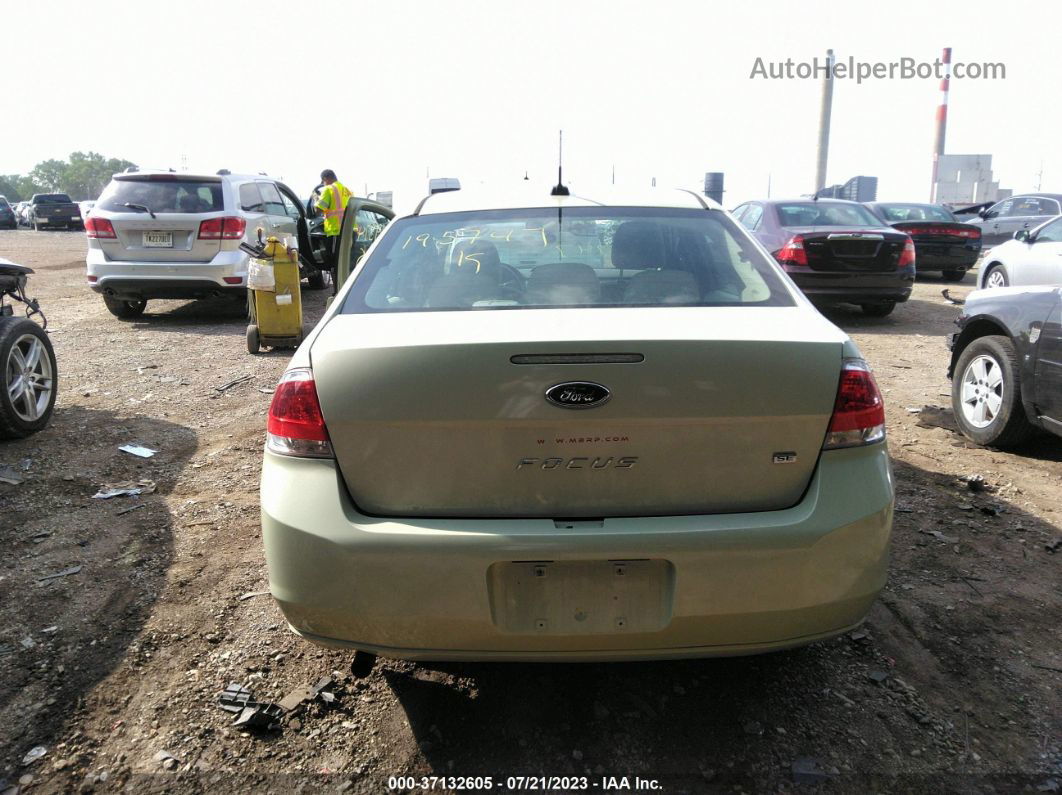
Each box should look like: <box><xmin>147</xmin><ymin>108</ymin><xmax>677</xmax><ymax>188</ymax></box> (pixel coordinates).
<box><xmin>304</xmin><ymin>268</ymin><xmax>328</xmax><ymax>291</ymax></box>
<box><xmin>103</xmin><ymin>296</ymin><xmax>147</xmax><ymax>319</ymax></box>
<box><xmin>951</xmin><ymin>335</ymin><xmax>1036</xmax><ymax>448</ymax></box>
<box><xmin>984</xmin><ymin>265</ymin><xmax>1008</xmax><ymax>289</ymax></box>
<box><xmin>0</xmin><ymin>317</ymin><xmax>58</xmax><ymax>439</ymax></box>
<box><xmin>860</xmin><ymin>302</ymin><xmax>896</xmax><ymax>317</ymax></box>
<box><xmin>942</xmin><ymin>268</ymin><xmax>966</xmax><ymax>281</ymax></box>
<box><xmin>246</xmin><ymin>324</ymin><xmax>261</xmax><ymax>354</ymax></box>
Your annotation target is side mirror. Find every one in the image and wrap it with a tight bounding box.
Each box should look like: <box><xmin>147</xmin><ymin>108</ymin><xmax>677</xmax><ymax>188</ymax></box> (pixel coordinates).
<box><xmin>1014</xmin><ymin>229</ymin><xmax>1031</xmax><ymax>243</ymax></box>
<box><xmin>979</xmin><ymin>210</ymin><xmax>992</xmax><ymax>220</ymax></box>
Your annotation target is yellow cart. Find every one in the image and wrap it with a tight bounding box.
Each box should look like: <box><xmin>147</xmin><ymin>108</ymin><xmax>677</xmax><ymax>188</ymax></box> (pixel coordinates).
<box><xmin>245</xmin><ymin>235</ymin><xmax>303</xmax><ymax>354</ymax></box>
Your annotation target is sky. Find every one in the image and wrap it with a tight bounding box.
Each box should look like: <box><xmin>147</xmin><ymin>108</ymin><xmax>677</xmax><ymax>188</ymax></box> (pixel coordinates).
<box><xmin>5</xmin><ymin>0</ymin><xmax>1060</xmax><ymax>215</ymax></box>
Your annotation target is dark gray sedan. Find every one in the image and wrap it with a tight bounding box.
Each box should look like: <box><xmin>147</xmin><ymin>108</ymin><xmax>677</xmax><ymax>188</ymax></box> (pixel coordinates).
<box><xmin>732</xmin><ymin>199</ymin><xmax>915</xmax><ymax>316</ymax></box>
<box><xmin>964</xmin><ymin>194</ymin><xmax>1062</xmax><ymax>247</ymax></box>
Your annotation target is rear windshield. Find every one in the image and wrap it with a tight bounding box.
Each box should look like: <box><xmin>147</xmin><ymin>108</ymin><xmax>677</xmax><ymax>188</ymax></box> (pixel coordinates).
<box><xmin>776</xmin><ymin>202</ymin><xmax>883</xmax><ymax>228</ymax></box>
<box><xmin>35</xmin><ymin>194</ymin><xmax>73</xmax><ymax>204</ymax></box>
<box><xmin>876</xmin><ymin>204</ymin><xmax>955</xmax><ymax>223</ymax></box>
<box><xmin>97</xmin><ymin>179</ymin><xmax>224</xmax><ymax>214</ymax></box>
<box><xmin>341</xmin><ymin>207</ymin><xmax>795</xmax><ymax>313</ymax></box>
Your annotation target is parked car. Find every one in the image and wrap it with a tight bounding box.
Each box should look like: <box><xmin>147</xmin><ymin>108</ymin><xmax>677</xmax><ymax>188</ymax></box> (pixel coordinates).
<box><xmin>260</xmin><ymin>186</ymin><xmax>894</xmax><ymax>663</ymax></box>
<box><xmin>15</xmin><ymin>202</ymin><xmax>31</xmax><ymax>227</ymax></box>
<box><xmin>28</xmin><ymin>193</ymin><xmax>82</xmax><ymax>231</ymax></box>
<box><xmin>86</xmin><ymin>170</ymin><xmax>322</xmax><ymax>318</ymax></box>
<box><xmin>948</xmin><ymin>285</ymin><xmax>1062</xmax><ymax>447</ymax></box>
<box><xmin>0</xmin><ymin>197</ymin><xmax>16</xmax><ymax>230</ymax></box>
<box><xmin>965</xmin><ymin>194</ymin><xmax>1062</xmax><ymax>247</ymax></box>
<box><xmin>732</xmin><ymin>198</ymin><xmax>915</xmax><ymax>316</ymax></box>
<box><xmin>976</xmin><ymin>214</ymin><xmax>1062</xmax><ymax>290</ymax></box>
<box><xmin>0</xmin><ymin>257</ymin><xmax>57</xmax><ymax>438</ymax></box>
<box><xmin>864</xmin><ymin>202</ymin><xmax>981</xmax><ymax>281</ymax></box>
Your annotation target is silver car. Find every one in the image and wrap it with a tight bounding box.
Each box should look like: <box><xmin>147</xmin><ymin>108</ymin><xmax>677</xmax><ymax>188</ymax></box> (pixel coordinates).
<box><xmin>86</xmin><ymin>170</ymin><xmax>312</xmax><ymax>318</ymax></box>
<box><xmin>261</xmin><ymin>186</ymin><xmax>894</xmax><ymax>662</ymax></box>
<box><xmin>979</xmin><ymin>214</ymin><xmax>1062</xmax><ymax>289</ymax></box>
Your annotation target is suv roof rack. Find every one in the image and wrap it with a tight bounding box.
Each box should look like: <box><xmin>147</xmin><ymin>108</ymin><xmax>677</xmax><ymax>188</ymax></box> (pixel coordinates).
<box><xmin>124</xmin><ymin>166</ymin><xmax>138</xmax><ymax>173</ymax></box>
<box><xmin>216</xmin><ymin>169</ymin><xmax>231</xmax><ymax>176</ymax></box>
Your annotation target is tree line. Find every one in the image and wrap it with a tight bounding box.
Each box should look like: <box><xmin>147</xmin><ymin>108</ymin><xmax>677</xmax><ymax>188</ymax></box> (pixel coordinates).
<box><xmin>0</xmin><ymin>152</ymin><xmax>136</xmax><ymax>202</ymax></box>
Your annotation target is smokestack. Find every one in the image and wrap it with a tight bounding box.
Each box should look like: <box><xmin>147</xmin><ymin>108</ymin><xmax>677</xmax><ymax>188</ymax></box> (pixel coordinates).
<box><xmin>930</xmin><ymin>47</ymin><xmax>952</xmax><ymax>202</ymax></box>
<box><xmin>814</xmin><ymin>49</ymin><xmax>835</xmax><ymax>193</ymax></box>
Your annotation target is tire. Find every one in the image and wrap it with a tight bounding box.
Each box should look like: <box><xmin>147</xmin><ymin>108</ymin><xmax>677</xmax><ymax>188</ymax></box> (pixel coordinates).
<box><xmin>0</xmin><ymin>317</ymin><xmax>58</xmax><ymax>439</ymax></box>
<box><xmin>103</xmin><ymin>296</ymin><xmax>147</xmax><ymax>319</ymax></box>
<box><xmin>860</xmin><ymin>301</ymin><xmax>896</xmax><ymax>317</ymax></box>
<box><xmin>246</xmin><ymin>324</ymin><xmax>261</xmax><ymax>354</ymax></box>
<box><xmin>983</xmin><ymin>264</ymin><xmax>1008</xmax><ymax>289</ymax></box>
<box><xmin>942</xmin><ymin>268</ymin><xmax>966</xmax><ymax>281</ymax></box>
<box><xmin>304</xmin><ymin>268</ymin><xmax>328</xmax><ymax>291</ymax></box>
<box><xmin>951</xmin><ymin>335</ymin><xmax>1036</xmax><ymax>448</ymax></box>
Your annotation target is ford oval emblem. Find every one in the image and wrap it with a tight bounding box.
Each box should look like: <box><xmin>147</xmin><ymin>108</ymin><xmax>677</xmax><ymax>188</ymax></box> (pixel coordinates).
<box><xmin>545</xmin><ymin>381</ymin><xmax>611</xmax><ymax>410</ymax></box>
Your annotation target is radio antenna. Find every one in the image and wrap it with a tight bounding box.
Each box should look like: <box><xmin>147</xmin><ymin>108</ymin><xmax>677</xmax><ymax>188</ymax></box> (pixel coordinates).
<box><xmin>551</xmin><ymin>129</ymin><xmax>570</xmax><ymax>196</ymax></box>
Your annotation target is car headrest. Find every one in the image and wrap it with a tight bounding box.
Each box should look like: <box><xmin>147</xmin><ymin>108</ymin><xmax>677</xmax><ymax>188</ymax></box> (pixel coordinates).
<box><xmin>611</xmin><ymin>222</ymin><xmax>666</xmax><ymax>269</ymax></box>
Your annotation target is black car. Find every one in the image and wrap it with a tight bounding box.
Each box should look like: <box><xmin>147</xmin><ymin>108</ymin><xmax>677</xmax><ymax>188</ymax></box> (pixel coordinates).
<box><xmin>948</xmin><ymin>286</ymin><xmax>1062</xmax><ymax>447</ymax></box>
<box><xmin>732</xmin><ymin>198</ymin><xmax>915</xmax><ymax>316</ymax></box>
<box><xmin>0</xmin><ymin>197</ymin><xmax>16</xmax><ymax>230</ymax></box>
<box><xmin>864</xmin><ymin>202</ymin><xmax>981</xmax><ymax>281</ymax></box>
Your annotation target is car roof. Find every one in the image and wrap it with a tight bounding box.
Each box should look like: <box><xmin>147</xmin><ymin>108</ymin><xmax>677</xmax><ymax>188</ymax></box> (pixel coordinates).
<box><xmin>415</xmin><ymin>184</ymin><xmax>716</xmax><ymax>215</ymax></box>
<box><xmin>1007</xmin><ymin>193</ymin><xmax>1062</xmax><ymax>201</ymax></box>
<box><xmin>112</xmin><ymin>170</ymin><xmax>274</xmax><ymax>182</ymax></box>
<box><xmin>763</xmin><ymin>198</ymin><xmax>866</xmax><ymax>206</ymax></box>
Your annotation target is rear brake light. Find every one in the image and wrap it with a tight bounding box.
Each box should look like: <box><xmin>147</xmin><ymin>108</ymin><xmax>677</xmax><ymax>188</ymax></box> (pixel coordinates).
<box><xmin>904</xmin><ymin>225</ymin><xmax>979</xmax><ymax>238</ymax></box>
<box><xmin>775</xmin><ymin>235</ymin><xmax>808</xmax><ymax>268</ymax></box>
<box><xmin>266</xmin><ymin>369</ymin><xmax>333</xmax><ymax>458</ymax></box>
<box><xmin>823</xmin><ymin>359</ymin><xmax>886</xmax><ymax>449</ymax></box>
<box><xmin>898</xmin><ymin>237</ymin><xmax>916</xmax><ymax>269</ymax></box>
<box><xmin>85</xmin><ymin>217</ymin><xmax>116</xmax><ymax>239</ymax></box>
<box><xmin>198</xmin><ymin>216</ymin><xmax>246</xmax><ymax>240</ymax></box>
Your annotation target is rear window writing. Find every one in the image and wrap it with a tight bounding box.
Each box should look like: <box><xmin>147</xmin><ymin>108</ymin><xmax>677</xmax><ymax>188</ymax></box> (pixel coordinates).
<box><xmin>341</xmin><ymin>207</ymin><xmax>794</xmax><ymax>313</ymax></box>
<box><xmin>97</xmin><ymin>180</ymin><xmax>223</xmax><ymax>214</ymax></box>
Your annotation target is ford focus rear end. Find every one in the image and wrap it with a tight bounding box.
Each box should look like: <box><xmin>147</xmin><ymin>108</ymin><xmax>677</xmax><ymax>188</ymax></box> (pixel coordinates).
<box><xmin>260</xmin><ymin>189</ymin><xmax>893</xmax><ymax>661</ymax></box>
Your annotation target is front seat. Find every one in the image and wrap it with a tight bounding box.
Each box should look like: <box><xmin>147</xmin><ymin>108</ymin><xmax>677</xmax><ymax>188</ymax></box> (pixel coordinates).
<box><xmin>612</xmin><ymin>220</ymin><xmax>702</xmax><ymax>304</ymax></box>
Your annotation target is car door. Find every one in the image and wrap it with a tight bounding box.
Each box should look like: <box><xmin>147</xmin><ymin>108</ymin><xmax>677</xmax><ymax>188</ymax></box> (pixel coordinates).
<box><xmin>335</xmin><ymin>199</ymin><xmax>395</xmax><ymax>289</ymax></box>
<box><xmin>1034</xmin><ymin>293</ymin><xmax>1062</xmax><ymax>425</ymax></box>
<box><xmin>237</xmin><ymin>182</ymin><xmax>269</xmax><ymax>239</ymax></box>
<box><xmin>258</xmin><ymin>181</ymin><xmax>294</xmax><ymax>239</ymax></box>
<box><xmin>1019</xmin><ymin>217</ymin><xmax>1062</xmax><ymax>285</ymax></box>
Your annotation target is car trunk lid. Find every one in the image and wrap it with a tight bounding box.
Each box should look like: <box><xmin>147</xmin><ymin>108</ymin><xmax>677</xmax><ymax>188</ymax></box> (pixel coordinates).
<box><xmin>310</xmin><ymin>307</ymin><xmax>846</xmax><ymax>518</ymax></box>
<box><xmin>783</xmin><ymin>226</ymin><xmax>906</xmax><ymax>272</ymax></box>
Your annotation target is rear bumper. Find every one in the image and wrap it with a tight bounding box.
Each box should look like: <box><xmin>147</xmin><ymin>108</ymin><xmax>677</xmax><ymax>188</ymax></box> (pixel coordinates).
<box><xmin>86</xmin><ymin>247</ymin><xmax>247</xmax><ymax>299</ymax></box>
<box><xmin>788</xmin><ymin>271</ymin><xmax>913</xmax><ymax>304</ymax></box>
<box><xmin>913</xmin><ymin>248</ymin><xmax>979</xmax><ymax>272</ymax></box>
<box><xmin>262</xmin><ymin>444</ymin><xmax>893</xmax><ymax>661</ymax></box>
<box><xmin>90</xmin><ymin>279</ymin><xmax>245</xmax><ymax>301</ymax></box>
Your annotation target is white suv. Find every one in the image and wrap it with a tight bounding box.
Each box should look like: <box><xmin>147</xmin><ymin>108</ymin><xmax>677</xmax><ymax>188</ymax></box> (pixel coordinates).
<box><xmin>86</xmin><ymin>170</ymin><xmax>313</xmax><ymax>318</ymax></box>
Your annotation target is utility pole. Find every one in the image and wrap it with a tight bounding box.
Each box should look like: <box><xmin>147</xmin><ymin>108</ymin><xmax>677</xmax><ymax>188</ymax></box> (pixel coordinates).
<box><xmin>814</xmin><ymin>49</ymin><xmax>835</xmax><ymax>194</ymax></box>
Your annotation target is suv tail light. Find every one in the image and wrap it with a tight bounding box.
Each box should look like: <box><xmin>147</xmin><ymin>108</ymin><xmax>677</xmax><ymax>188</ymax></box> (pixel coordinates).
<box><xmin>775</xmin><ymin>235</ymin><xmax>808</xmax><ymax>269</ymax></box>
<box><xmin>85</xmin><ymin>217</ymin><xmax>116</xmax><ymax>239</ymax></box>
<box><xmin>198</xmin><ymin>216</ymin><xmax>247</xmax><ymax>240</ymax></box>
<box><xmin>897</xmin><ymin>236</ymin><xmax>916</xmax><ymax>269</ymax></box>
<box><xmin>266</xmin><ymin>369</ymin><xmax>333</xmax><ymax>458</ymax></box>
<box><xmin>823</xmin><ymin>359</ymin><xmax>886</xmax><ymax>449</ymax></box>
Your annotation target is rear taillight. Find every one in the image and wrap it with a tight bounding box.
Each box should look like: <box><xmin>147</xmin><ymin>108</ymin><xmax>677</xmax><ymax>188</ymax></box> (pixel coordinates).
<box><xmin>266</xmin><ymin>368</ymin><xmax>333</xmax><ymax>458</ymax></box>
<box><xmin>898</xmin><ymin>237</ymin><xmax>916</xmax><ymax>269</ymax></box>
<box><xmin>775</xmin><ymin>235</ymin><xmax>808</xmax><ymax>268</ymax></box>
<box><xmin>823</xmin><ymin>359</ymin><xmax>886</xmax><ymax>449</ymax></box>
<box><xmin>904</xmin><ymin>225</ymin><xmax>979</xmax><ymax>239</ymax></box>
<box><xmin>85</xmin><ymin>217</ymin><xmax>116</xmax><ymax>239</ymax></box>
<box><xmin>198</xmin><ymin>216</ymin><xmax>246</xmax><ymax>240</ymax></box>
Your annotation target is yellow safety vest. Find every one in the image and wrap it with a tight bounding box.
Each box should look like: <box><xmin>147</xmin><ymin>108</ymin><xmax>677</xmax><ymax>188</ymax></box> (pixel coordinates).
<box><xmin>315</xmin><ymin>181</ymin><xmax>353</xmax><ymax>236</ymax></box>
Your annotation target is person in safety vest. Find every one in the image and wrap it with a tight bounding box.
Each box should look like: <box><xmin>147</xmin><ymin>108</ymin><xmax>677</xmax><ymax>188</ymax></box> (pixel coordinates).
<box><xmin>315</xmin><ymin>169</ymin><xmax>353</xmax><ymax>272</ymax></box>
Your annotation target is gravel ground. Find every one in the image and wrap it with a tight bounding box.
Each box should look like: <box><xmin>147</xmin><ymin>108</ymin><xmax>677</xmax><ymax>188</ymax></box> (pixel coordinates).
<box><xmin>0</xmin><ymin>229</ymin><xmax>1059</xmax><ymax>794</ymax></box>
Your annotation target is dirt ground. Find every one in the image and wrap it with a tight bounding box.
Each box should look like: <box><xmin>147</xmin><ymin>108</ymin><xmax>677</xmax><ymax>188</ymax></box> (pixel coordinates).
<box><xmin>0</xmin><ymin>229</ymin><xmax>1059</xmax><ymax>794</ymax></box>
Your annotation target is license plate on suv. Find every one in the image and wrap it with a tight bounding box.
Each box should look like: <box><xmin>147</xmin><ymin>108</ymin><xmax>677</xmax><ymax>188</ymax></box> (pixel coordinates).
<box><xmin>143</xmin><ymin>231</ymin><xmax>173</xmax><ymax>248</ymax></box>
